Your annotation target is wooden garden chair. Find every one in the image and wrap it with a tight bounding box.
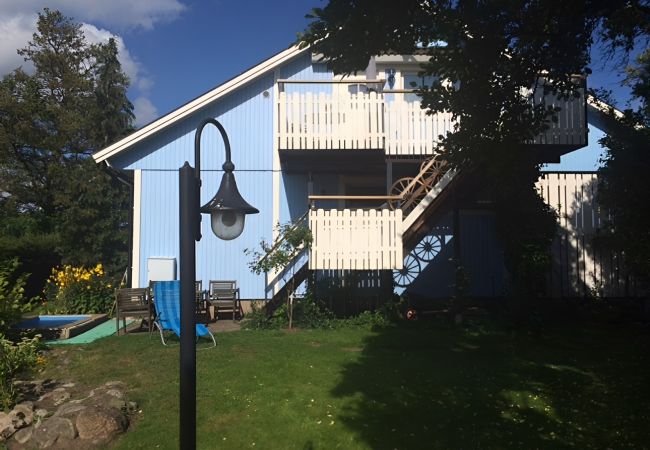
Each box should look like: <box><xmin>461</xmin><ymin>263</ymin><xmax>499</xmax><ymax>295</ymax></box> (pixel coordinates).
<box><xmin>208</xmin><ymin>280</ymin><xmax>240</xmax><ymax>322</ymax></box>
<box><xmin>115</xmin><ymin>288</ymin><xmax>152</xmax><ymax>335</ymax></box>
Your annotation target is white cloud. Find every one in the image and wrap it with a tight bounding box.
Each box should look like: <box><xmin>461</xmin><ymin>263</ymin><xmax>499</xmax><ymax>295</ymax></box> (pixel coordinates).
<box><xmin>0</xmin><ymin>1</ymin><xmax>186</xmax><ymax>30</ymax></box>
<box><xmin>81</xmin><ymin>24</ymin><xmax>153</xmax><ymax>94</ymax></box>
<box><xmin>0</xmin><ymin>14</ymin><xmax>37</xmax><ymax>76</ymax></box>
<box><xmin>0</xmin><ymin>13</ymin><xmax>161</xmax><ymax>128</ymax></box>
<box><xmin>133</xmin><ymin>97</ymin><xmax>159</xmax><ymax>127</ymax></box>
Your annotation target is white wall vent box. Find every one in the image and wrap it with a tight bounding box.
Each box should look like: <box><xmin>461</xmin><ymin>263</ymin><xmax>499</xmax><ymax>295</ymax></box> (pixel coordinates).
<box><xmin>147</xmin><ymin>257</ymin><xmax>176</xmax><ymax>283</ymax></box>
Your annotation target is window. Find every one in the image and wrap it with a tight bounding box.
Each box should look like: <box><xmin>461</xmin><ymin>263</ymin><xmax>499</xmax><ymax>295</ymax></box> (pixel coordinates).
<box><xmin>404</xmin><ymin>73</ymin><xmax>439</xmax><ymax>102</ymax></box>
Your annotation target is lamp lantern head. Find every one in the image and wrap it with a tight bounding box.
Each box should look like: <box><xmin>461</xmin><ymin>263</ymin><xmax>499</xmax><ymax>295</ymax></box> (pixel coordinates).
<box><xmin>200</xmin><ymin>161</ymin><xmax>259</xmax><ymax>240</ymax></box>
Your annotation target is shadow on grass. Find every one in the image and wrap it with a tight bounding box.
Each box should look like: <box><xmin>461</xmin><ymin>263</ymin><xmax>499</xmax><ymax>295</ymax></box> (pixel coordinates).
<box><xmin>330</xmin><ymin>320</ymin><xmax>650</xmax><ymax>449</ymax></box>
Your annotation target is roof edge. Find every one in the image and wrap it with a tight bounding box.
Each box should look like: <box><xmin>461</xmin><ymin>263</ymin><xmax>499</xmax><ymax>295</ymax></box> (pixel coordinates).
<box><xmin>93</xmin><ymin>44</ymin><xmax>307</xmax><ymax>163</ymax></box>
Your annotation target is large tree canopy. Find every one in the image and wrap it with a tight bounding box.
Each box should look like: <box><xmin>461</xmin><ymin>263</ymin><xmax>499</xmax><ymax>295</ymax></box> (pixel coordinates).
<box><xmin>0</xmin><ymin>9</ymin><xmax>134</xmax><ymax>292</ymax></box>
<box><xmin>299</xmin><ymin>0</ymin><xmax>650</xmax><ymax>297</ymax></box>
<box><xmin>598</xmin><ymin>48</ymin><xmax>650</xmax><ymax>285</ymax></box>
<box><xmin>300</xmin><ymin>0</ymin><xmax>648</xmax><ymax>168</ymax></box>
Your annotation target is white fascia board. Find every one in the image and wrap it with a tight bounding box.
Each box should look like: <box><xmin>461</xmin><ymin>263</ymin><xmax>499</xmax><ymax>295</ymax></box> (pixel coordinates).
<box><xmin>374</xmin><ymin>55</ymin><xmax>431</xmax><ymax>65</ymax></box>
<box><xmin>586</xmin><ymin>95</ymin><xmax>625</xmax><ymax>119</ymax></box>
<box><xmin>93</xmin><ymin>44</ymin><xmax>308</xmax><ymax>163</ymax></box>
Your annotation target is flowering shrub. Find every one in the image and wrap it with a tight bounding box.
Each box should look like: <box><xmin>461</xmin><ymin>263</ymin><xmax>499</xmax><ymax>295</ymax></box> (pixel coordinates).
<box><xmin>45</xmin><ymin>264</ymin><xmax>113</xmax><ymax>314</ymax></box>
<box><xmin>0</xmin><ymin>258</ymin><xmax>32</xmax><ymax>334</ymax></box>
<box><xmin>0</xmin><ymin>334</ymin><xmax>40</xmax><ymax>411</ymax></box>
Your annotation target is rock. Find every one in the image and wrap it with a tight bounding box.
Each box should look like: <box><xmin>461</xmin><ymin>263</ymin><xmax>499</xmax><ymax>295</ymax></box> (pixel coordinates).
<box><xmin>10</xmin><ymin>401</ymin><xmax>34</xmax><ymax>429</ymax></box>
<box><xmin>54</xmin><ymin>403</ymin><xmax>87</xmax><ymax>419</ymax></box>
<box><xmin>39</xmin><ymin>388</ymin><xmax>70</xmax><ymax>406</ymax></box>
<box><xmin>105</xmin><ymin>389</ymin><xmax>124</xmax><ymax>399</ymax></box>
<box><xmin>34</xmin><ymin>409</ymin><xmax>49</xmax><ymax>420</ymax></box>
<box><xmin>31</xmin><ymin>417</ymin><xmax>76</xmax><ymax>448</ymax></box>
<box><xmin>107</xmin><ymin>398</ymin><xmax>127</xmax><ymax>411</ymax></box>
<box><xmin>62</xmin><ymin>383</ymin><xmax>75</xmax><ymax>389</ymax></box>
<box><xmin>103</xmin><ymin>381</ymin><xmax>125</xmax><ymax>389</ymax></box>
<box><xmin>76</xmin><ymin>406</ymin><xmax>127</xmax><ymax>443</ymax></box>
<box><xmin>13</xmin><ymin>426</ymin><xmax>33</xmax><ymax>444</ymax></box>
<box><xmin>127</xmin><ymin>401</ymin><xmax>138</xmax><ymax>412</ymax></box>
<box><xmin>0</xmin><ymin>412</ymin><xmax>15</xmax><ymax>441</ymax></box>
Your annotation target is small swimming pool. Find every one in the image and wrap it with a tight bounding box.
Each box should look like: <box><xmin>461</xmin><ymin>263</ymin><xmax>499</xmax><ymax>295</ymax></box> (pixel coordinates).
<box><xmin>15</xmin><ymin>315</ymin><xmax>90</xmax><ymax>329</ymax></box>
<box><xmin>13</xmin><ymin>314</ymin><xmax>108</xmax><ymax>339</ymax></box>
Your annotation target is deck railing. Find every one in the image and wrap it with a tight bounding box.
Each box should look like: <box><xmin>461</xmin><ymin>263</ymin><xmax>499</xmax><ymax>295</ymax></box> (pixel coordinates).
<box><xmin>308</xmin><ymin>204</ymin><xmax>403</xmax><ymax>270</ymax></box>
<box><xmin>277</xmin><ymin>91</ymin><xmax>384</xmax><ymax>150</ymax></box>
<box><xmin>276</xmin><ymin>81</ymin><xmax>586</xmax><ymax>155</ymax></box>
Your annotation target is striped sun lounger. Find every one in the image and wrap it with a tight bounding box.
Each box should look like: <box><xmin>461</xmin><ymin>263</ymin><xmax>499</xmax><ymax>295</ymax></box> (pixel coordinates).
<box><xmin>152</xmin><ymin>280</ymin><xmax>216</xmax><ymax>347</ymax></box>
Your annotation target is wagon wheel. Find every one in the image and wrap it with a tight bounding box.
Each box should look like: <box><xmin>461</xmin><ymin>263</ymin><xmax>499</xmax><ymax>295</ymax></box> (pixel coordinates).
<box><xmin>413</xmin><ymin>234</ymin><xmax>442</xmax><ymax>262</ymax></box>
<box><xmin>400</xmin><ymin>181</ymin><xmax>429</xmax><ymax>214</ymax></box>
<box><xmin>388</xmin><ymin>177</ymin><xmax>415</xmax><ymax>210</ymax></box>
<box><xmin>393</xmin><ymin>253</ymin><xmax>421</xmax><ymax>287</ymax></box>
<box><xmin>419</xmin><ymin>156</ymin><xmax>448</xmax><ymax>188</ymax></box>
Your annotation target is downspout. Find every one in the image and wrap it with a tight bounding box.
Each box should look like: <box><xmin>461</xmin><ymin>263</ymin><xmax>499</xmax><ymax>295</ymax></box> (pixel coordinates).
<box><xmin>100</xmin><ymin>160</ymin><xmax>134</xmax><ymax>288</ymax></box>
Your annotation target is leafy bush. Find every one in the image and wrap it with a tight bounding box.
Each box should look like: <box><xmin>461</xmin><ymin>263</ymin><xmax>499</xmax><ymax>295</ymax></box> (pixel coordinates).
<box><xmin>0</xmin><ymin>258</ymin><xmax>32</xmax><ymax>334</ymax></box>
<box><xmin>241</xmin><ymin>302</ymin><xmax>280</xmax><ymax>330</ymax></box>
<box><xmin>291</xmin><ymin>295</ymin><xmax>336</xmax><ymax>329</ymax></box>
<box><xmin>0</xmin><ymin>334</ymin><xmax>41</xmax><ymax>411</ymax></box>
<box><xmin>242</xmin><ymin>294</ymin><xmax>398</xmax><ymax>330</ymax></box>
<box><xmin>45</xmin><ymin>263</ymin><xmax>114</xmax><ymax>314</ymax></box>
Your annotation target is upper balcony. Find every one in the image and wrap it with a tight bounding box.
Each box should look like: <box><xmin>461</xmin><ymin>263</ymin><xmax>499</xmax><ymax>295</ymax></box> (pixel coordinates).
<box><xmin>276</xmin><ymin>79</ymin><xmax>587</xmax><ymax>159</ymax></box>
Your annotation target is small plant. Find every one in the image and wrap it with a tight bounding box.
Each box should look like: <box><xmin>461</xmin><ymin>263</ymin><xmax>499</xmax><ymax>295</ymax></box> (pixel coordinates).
<box><xmin>0</xmin><ymin>334</ymin><xmax>40</xmax><ymax>411</ymax></box>
<box><xmin>0</xmin><ymin>258</ymin><xmax>32</xmax><ymax>334</ymax></box>
<box><xmin>45</xmin><ymin>263</ymin><xmax>114</xmax><ymax>314</ymax></box>
<box><xmin>245</xmin><ymin>220</ymin><xmax>312</xmax><ymax>329</ymax></box>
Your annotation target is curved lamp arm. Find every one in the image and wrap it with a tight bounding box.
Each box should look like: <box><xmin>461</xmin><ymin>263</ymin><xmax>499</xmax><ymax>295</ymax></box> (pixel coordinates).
<box><xmin>193</xmin><ymin>118</ymin><xmax>234</xmax><ymax>180</ymax></box>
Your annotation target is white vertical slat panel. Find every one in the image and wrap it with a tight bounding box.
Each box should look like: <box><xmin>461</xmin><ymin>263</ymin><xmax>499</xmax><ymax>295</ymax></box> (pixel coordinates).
<box><xmin>278</xmin><ymin>88</ymin><xmax>583</xmax><ymax>152</ymax></box>
<box><xmin>536</xmin><ymin>172</ymin><xmax>634</xmax><ymax>298</ymax></box>
<box><xmin>308</xmin><ymin>209</ymin><xmax>402</xmax><ymax>270</ymax></box>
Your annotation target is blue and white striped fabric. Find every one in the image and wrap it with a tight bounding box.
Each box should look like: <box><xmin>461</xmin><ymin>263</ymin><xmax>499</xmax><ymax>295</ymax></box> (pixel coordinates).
<box><xmin>152</xmin><ymin>280</ymin><xmax>214</xmax><ymax>344</ymax></box>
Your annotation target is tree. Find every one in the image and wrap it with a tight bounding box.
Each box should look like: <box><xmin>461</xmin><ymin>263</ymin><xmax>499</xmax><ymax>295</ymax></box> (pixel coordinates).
<box><xmin>598</xmin><ymin>49</ymin><xmax>650</xmax><ymax>286</ymax></box>
<box><xmin>299</xmin><ymin>0</ymin><xmax>649</xmax><ymax>298</ymax></box>
<box><xmin>0</xmin><ymin>9</ymin><xmax>134</xmax><ymax>291</ymax></box>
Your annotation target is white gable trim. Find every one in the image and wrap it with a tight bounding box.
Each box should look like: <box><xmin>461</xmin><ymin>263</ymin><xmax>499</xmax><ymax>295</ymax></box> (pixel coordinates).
<box><xmin>131</xmin><ymin>169</ymin><xmax>142</xmax><ymax>288</ymax></box>
<box><xmin>93</xmin><ymin>44</ymin><xmax>308</xmax><ymax>163</ymax></box>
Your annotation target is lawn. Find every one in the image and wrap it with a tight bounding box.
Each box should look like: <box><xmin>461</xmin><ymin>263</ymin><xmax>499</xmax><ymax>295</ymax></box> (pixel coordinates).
<box><xmin>40</xmin><ymin>320</ymin><xmax>650</xmax><ymax>449</ymax></box>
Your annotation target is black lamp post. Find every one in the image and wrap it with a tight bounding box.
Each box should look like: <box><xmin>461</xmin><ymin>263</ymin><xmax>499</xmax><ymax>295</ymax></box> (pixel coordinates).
<box><xmin>179</xmin><ymin>118</ymin><xmax>258</xmax><ymax>450</ymax></box>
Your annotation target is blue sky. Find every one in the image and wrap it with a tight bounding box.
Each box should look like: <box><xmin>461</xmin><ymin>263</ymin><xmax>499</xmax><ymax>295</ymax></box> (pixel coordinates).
<box><xmin>0</xmin><ymin>0</ymin><xmax>319</xmax><ymax>126</ymax></box>
<box><xmin>0</xmin><ymin>0</ymin><xmax>639</xmax><ymax>170</ymax></box>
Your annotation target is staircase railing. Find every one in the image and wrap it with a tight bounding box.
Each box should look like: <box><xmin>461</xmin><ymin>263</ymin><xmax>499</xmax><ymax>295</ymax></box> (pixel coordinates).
<box><xmin>261</xmin><ymin>210</ymin><xmax>310</xmax><ymax>295</ymax></box>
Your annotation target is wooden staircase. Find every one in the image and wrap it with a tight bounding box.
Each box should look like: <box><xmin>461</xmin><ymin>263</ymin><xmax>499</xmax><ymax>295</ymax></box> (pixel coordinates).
<box><xmin>264</xmin><ymin>156</ymin><xmax>461</xmax><ymax>311</ymax></box>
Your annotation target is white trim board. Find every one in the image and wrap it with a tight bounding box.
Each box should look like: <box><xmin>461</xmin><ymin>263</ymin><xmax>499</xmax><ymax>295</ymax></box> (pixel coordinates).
<box><xmin>93</xmin><ymin>44</ymin><xmax>309</xmax><ymax>163</ymax></box>
<box><xmin>131</xmin><ymin>169</ymin><xmax>142</xmax><ymax>288</ymax></box>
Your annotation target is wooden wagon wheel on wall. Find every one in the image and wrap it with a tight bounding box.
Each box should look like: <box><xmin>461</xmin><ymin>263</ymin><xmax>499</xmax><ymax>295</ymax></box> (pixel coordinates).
<box><xmin>393</xmin><ymin>253</ymin><xmax>421</xmax><ymax>287</ymax></box>
<box><xmin>419</xmin><ymin>156</ymin><xmax>448</xmax><ymax>188</ymax></box>
<box><xmin>388</xmin><ymin>177</ymin><xmax>421</xmax><ymax>210</ymax></box>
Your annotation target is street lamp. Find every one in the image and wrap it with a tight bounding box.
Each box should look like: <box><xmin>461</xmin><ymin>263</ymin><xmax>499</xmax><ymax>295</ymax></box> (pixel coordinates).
<box><xmin>179</xmin><ymin>118</ymin><xmax>258</xmax><ymax>450</ymax></box>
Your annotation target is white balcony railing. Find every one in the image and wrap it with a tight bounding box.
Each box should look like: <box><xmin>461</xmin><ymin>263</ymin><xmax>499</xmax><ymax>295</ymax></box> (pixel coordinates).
<box><xmin>309</xmin><ymin>208</ymin><xmax>403</xmax><ymax>270</ymax></box>
<box><xmin>276</xmin><ymin>87</ymin><xmax>586</xmax><ymax>155</ymax></box>
<box><xmin>277</xmin><ymin>91</ymin><xmax>384</xmax><ymax>150</ymax></box>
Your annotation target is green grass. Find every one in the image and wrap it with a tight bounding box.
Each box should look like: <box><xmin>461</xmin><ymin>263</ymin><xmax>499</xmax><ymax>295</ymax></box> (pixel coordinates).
<box><xmin>40</xmin><ymin>320</ymin><xmax>650</xmax><ymax>449</ymax></box>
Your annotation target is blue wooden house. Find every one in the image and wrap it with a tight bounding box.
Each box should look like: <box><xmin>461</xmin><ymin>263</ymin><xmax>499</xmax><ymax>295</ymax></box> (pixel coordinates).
<box><xmin>94</xmin><ymin>44</ymin><xmax>627</xmax><ymax>304</ymax></box>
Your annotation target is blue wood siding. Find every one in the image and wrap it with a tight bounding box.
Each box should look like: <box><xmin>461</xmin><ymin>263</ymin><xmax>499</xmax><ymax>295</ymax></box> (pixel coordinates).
<box><xmin>107</xmin><ymin>51</ymin><xmax>344</xmax><ymax>299</ymax></box>
<box><xmin>112</xmin><ymin>74</ymin><xmax>275</xmax><ymax>172</ymax></box>
<box><xmin>109</xmin><ymin>66</ymin><xmax>286</xmax><ymax>298</ymax></box>
<box><xmin>406</xmin><ymin>210</ymin><xmax>504</xmax><ymax>298</ymax></box>
<box><xmin>280</xmin><ymin>53</ymin><xmax>333</xmax><ymax>95</ymax></box>
<box><xmin>459</xmin><ymin>211</ymin><xmax>505</xmax><ymax>297</ymax></box>
<box><xmin>138</xmin><ymin>169</ymin><xmax>273</xmax><ymax>298</ymax></box>
<box><xmin>280</xmin><ymin>173</ymin><xmax>308</xmax><ymax>223</ymax></box>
